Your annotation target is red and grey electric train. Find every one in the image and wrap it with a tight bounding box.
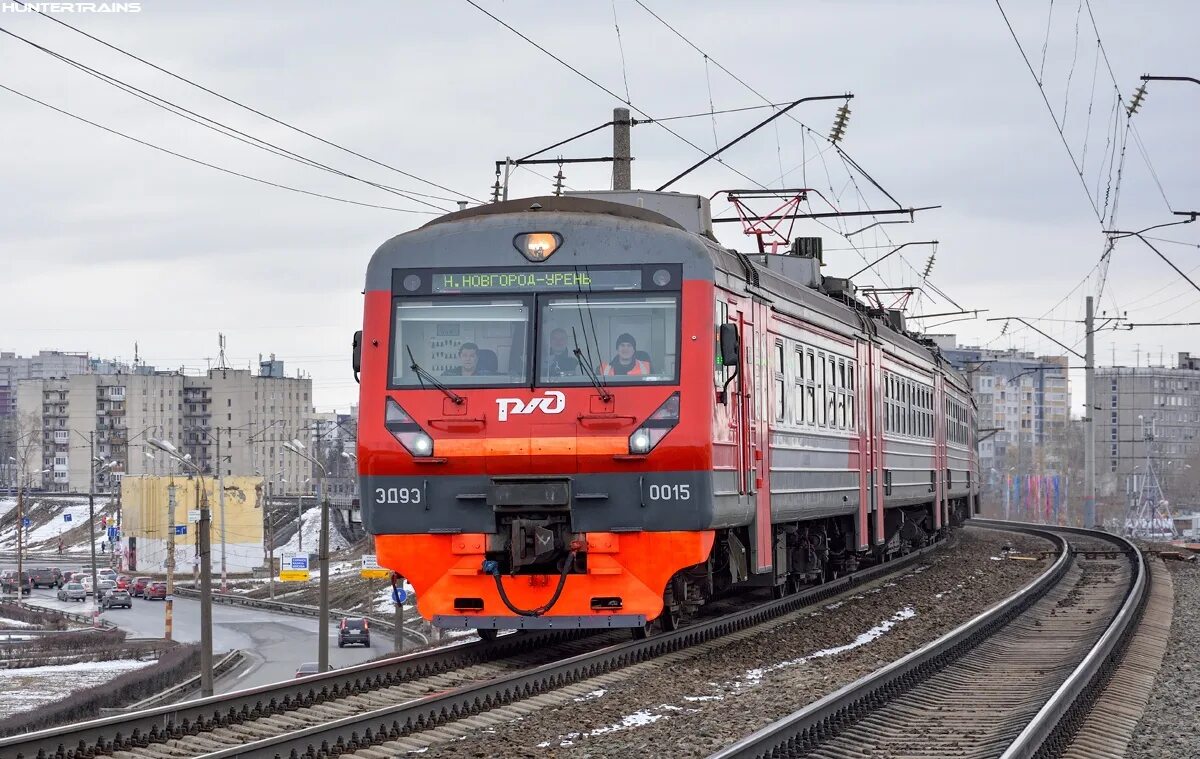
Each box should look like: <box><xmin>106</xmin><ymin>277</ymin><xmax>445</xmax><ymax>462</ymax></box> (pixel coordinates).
<box><xmin>355</xmin><ymin>193</ymin><xmax>977</xmax><ymax>638</ymax></box>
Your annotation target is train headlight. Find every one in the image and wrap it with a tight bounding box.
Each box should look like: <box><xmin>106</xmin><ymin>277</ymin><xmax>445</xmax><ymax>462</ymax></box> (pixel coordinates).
<box><xmin>514</xmin><ymin>232</ymin><xmax>561</xmax><ymax>262</ymax></box>
<box><xmin>629</xmin><ymin>431</ymin><xmax>652</xmax><ymax>454</ymax></box>
<box><xmin>628</xmin><ymin>392</ymin><xmax>680</xmax><ymax>455</ymax></box>
<box><xmin>385</xmin><ymin>398</ymin><xmax>435</xmax><ymax>458</ymax></box>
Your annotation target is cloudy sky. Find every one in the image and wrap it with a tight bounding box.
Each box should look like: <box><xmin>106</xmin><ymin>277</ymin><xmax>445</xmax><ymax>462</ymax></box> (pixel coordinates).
<box><xmin>2</xmin><ymin>0</ymin><xmax>1197</xmax><ymax>413</ymax></box>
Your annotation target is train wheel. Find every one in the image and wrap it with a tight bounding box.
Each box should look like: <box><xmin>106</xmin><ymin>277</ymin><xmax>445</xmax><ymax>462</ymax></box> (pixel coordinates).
<box><xmin>477</xmin><ymin>629</ymin><xmax>499</xmax><ymax>642</ymax></box>
<box><xmin>631</xmin><ymin>620</ymin><xmax>654</xmax><ymax>639</ymax></box>
<box><xmin>660</xmin><ymin>604</ymin><xmax>682</xmax><ymax>632</ymax></box>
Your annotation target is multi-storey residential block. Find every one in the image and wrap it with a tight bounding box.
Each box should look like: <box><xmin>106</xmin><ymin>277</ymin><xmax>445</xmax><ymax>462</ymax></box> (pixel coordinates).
<box><xmin>1096</xmin><ymin>352</ymin><xmax>1200</xmax><ymax>501</ymax></box>
<box><xmin>14</xmin><ymin>360</ymin><xmax>314</xmax><ymax>494</ymax></box>
<box><xmin>930</xmin><ymin>335</ymin><xmax>1071</xmax><ymax>482</ymax></box>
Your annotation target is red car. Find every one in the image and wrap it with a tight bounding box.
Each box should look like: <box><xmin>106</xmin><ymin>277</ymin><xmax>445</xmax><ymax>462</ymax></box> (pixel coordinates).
<box><xmin>132</xmin><ymin>577</ymin><xmax>152</xmax><ymax>597</ymax></box>
<box><xmin>145</xmin><ymin>581</ymin><xmax>167</xmax><ymax>600</ymax></box>
<box><xmin>115</xmin><ymin>575</ymin><xmax>132</xmax><ymax>590</ymax></box>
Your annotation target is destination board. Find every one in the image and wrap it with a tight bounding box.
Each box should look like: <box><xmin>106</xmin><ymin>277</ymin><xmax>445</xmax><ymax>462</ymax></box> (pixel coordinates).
<box><xmin>431</xmin><ymin>268</ymin><xmax>641</xmax><ymax>294</ymax></box>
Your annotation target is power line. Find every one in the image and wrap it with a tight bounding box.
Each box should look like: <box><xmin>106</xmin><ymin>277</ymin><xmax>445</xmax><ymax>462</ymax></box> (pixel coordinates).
<box><xmin>0</xmin><ymin>25</ymin><xmax>452</xmax><ymax>212</ymax></box>
<box><xmin>462</xmin><ymin>0</ymin><xmax>772</xmax><ymax>192</ymax></box>
<box><xmin>631</xmin><ymin>0</ymin><xmax>902</xmax><ymax>209</ymax></box>
<box><xmin>10</xmin><ymin>0</ymin><xmax>480</xmax><ymax>204</ymax></box>
<box><xmin>0</xmin><ymin>81</ymin><xmax>435</xmax><ymax>215</ymax></box>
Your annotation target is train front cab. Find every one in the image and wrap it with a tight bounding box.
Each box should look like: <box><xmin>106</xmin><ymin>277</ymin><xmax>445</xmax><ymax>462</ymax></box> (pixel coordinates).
<box><xmin>357</xmin><ymin>197</ymin><xmax>726</xmax><ymax>634</ymax></box>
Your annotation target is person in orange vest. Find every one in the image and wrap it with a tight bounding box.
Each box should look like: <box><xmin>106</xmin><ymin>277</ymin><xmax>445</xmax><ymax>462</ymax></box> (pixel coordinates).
<box><xmin>600</xmin><ymin>333</ymin><xmax>650</xmax><ymax>376</ymax></box>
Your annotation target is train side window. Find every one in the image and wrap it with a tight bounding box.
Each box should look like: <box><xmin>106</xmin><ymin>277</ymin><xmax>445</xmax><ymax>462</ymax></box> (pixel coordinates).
<box><xmin>773</xmin><ymin>340</ymin><xmax>786</xmax><ymax>422</ymax></box>
<box><xmin>794</xmin><ymin>349</ymin><xmax>806</xmax><ymax>424</ymax></box>
<box><xmin>827</xmin><ymin>356</ymin><xmax>837</xmax><ymax>427</ymax></box>
<box><xmin>818</xmin><ymin>352</ymin><xmax>828</xmax><ymax>426</ymax></box>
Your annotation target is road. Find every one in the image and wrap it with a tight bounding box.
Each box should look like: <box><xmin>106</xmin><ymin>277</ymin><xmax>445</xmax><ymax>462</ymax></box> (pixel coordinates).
<box><xmin>2</xmin><ymin>557</ymin><xmax>386</xmax><ymax>691</ymax></box>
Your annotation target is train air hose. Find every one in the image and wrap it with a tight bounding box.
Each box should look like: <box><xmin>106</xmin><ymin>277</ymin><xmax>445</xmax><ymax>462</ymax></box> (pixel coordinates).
<box><xmin>482</xmin><ymin>550</ymin><xmax>577</xmax><ymax>617</ymax></box>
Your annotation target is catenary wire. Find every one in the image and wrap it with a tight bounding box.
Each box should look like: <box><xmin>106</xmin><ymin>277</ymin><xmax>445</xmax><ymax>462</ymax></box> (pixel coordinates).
<box><xmin>10</xmin><ymin>0</ymin><xmax>480</xmax><ymax>204</ymax></box>
<box><xmin>0</xmin><ymin>81</ymin><xmax>436</xmax><ymax>215</ymax></box>
<box><xmin>0</xmin><ymin>25</ymin><xmax>452</xmax><ymax>212</ymax></box>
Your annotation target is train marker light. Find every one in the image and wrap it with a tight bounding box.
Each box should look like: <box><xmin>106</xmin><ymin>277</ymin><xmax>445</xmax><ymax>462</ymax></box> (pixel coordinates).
<box><xmin>514</xmin><ymin>232</ymin><xmax>561</xmax><ymax>262</ymax></box>
<box><xmin>385</xmin><ymin>397</ymin><xmax>435</xmax><ymax>457</ymax></box>
<box><xmin>628</xmin><ymin>392</ymin><xmax>680</xmax><ymax>454</ymax></box>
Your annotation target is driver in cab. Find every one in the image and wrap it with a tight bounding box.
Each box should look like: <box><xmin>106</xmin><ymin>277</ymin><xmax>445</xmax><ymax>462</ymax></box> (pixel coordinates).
<box><xmin>543</xmin><ymin>328</ymin><xmax>579</xmax><ymax>377</ymax></box>
<box><xmin>442</xmin><ymin>342</ymin><xmax>492</xmax><ymax>377</ymax></box>
<box><xmin>600</xmin><ymin>333</ymin><xmax>651</xmax><ymax>376</ymax></box>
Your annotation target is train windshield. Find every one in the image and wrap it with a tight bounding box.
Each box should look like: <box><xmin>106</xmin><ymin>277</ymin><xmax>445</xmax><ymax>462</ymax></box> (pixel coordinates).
<box><xmin>538</xmin><ymin>294</ymin><xmax>678</xmax><ymax>384</ymax></box>
<box><xmin>392</xmin><ymin>298</ymin><xmax>531</xmax><ymax>386</ymax></box>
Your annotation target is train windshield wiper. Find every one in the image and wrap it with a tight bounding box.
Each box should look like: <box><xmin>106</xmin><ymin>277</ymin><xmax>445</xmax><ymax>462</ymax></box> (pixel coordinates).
<box><xmin>406</xmin><ymin>345</ymin><xmax>464</xmax><ymax>405</ymax></box>
<box><xmin>571</xmin><ymin>327</ymin><xmax>612</xmax><ymax>402</ymax></box>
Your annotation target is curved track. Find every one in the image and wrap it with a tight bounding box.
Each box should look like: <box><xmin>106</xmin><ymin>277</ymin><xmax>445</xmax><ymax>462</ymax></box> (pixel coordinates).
<box><xmin>712</xmin><ymin>521</ymin><xmax>1148</xmax><ymax>759</ymax></box>
<box><xmin>2</xmin><ymin>537</ymin><xmax>949</xmax><ymax>759</ymax></box>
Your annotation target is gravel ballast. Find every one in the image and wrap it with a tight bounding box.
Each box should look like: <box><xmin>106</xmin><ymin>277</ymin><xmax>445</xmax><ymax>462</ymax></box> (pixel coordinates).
<box><xmin>1127</xmin><ymin>558</ymin><xmax>1200</xmax><ymax>759</ymax></box>
<box><xmin>420</xmin><ymin>527</ymin><xmax>1053</xmax><ymax>758</ymax></box>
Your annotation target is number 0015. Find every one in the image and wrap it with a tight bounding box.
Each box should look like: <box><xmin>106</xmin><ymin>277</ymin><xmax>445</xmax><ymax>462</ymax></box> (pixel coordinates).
<box><xmin>648</xmin><ymin>483</ymin><xmax>690</xmax><ymax>501</ymax></box>
<box><xmin>375</xmin><ymin>487</ymin><xmax>422</xmax><ymax>504</ymax></box>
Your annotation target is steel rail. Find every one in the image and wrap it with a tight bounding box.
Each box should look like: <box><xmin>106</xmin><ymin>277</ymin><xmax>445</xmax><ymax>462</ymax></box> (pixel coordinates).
<box><xmin>998</xmin><ymin>524</ymin><xmax>1148</xmax><ymax>758</ymax></box>
<box><xmin>710</xmin><ymin>521</ymin><xmax>1144</xmax><ymax>759</ymax></box>
<box><xmin>181</xmin><ymin>539</ymin><xmax>947</xmax><ymax>759</ymax></box>
<box><xmin>0</xmin><ymin>627</ymin><xmax>583</xmax><ymax>758</ymax></box>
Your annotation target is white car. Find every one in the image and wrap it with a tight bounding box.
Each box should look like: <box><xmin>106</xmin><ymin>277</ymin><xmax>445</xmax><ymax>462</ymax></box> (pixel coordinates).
<box><xmin>98</xmin><ymin>568</ymin><xmax>117</xmax><ymax>581</ymax></box>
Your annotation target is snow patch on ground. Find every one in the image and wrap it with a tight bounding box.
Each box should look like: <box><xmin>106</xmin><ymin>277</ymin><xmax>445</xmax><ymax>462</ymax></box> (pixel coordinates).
<box><xmin>0</xmin><ymin>616</ymin><xmax>36</xmax><ymax>628</ymax></box>
<box><xmin>739</xmin><ymin>607</ymin><xmax>915</xmax><ymax>687</ymax></box>
<box><xmin>573</xmin><ymin>688</ymin><xmax>607</xmax><ymax>702</ymax></box>
<box><xmin>0</xmin><ymin>498</ymin><xmax>16</xmax><ymax>519</ymax></box>
<box><xmin>539</xmin><ymin>704</ymin><xmax>695</xmax><ymax>747</ymax></box>
<box><xmin>0</xmin><ymin>658</ymin><xmax>156</xmax><ymax>719</ymax></box>
<box><xmin>273</xmin><ymin>507</ymin><xmax>350</xmax><ymax>557</ymax></box>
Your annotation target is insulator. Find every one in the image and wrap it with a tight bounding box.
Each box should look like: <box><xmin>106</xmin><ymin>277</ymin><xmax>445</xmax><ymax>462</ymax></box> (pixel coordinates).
<box><xmin>1127</xmin><ymin>84</ymin><xmax>1148</xmax><ymax>115</ymax></box>
<box><xmin>829</xmin><ymin>103</ymin><xmax>851</xmax><ymax>144</ymax></box>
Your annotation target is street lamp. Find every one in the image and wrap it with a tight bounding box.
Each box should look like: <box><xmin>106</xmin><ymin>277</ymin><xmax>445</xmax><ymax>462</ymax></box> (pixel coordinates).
<box><xmin>283</xmin><ymin>440</ymin><xmax>330</xmax><ymax>673</ymax></box>
<box><xmin>148</xmin><ymin>437</ymin><xmax>214</xmax><ymax>698</ymax></box>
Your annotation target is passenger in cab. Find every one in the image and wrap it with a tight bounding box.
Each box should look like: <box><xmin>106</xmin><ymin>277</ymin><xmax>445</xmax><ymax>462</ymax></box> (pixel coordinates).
<box><xmin>442</xmin><ymin>342</ymin><xmax>493</xmax><ymax>377</ymax></box>
<box><xmin>543</xmin><ymin>328</ymin><xmax>579</xmax><ymax>377</ymax></box>
<box><xmin>600</xmin><ymin>333</ymin><xmax>651</xmax><ymax>376</ymax></box>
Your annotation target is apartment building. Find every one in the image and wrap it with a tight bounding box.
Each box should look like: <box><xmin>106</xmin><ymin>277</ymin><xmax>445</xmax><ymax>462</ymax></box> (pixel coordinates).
<box><xmin>931</xmin><ymin>336</ymin><xmax>1071</xmax><ymax>480</ymax></box>
<box><xmin>15</xmin><ymin>361</ymin><xmax>314</xmax><ymax>493</ymax></box>
<box><xmin>1095</xmin><ymin>352</ymin><xmax>1200</xmax><ymax>499</ymax></box>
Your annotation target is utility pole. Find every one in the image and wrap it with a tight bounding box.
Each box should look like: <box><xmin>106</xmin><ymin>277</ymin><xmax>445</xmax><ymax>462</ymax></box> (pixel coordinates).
<box><xmin>1084</xmin><ymin>295</ymin><xmax>1097</xmax><ymax>528</ymax></box>
<box><xmin>318</xmin><ymin>476</ymin><xmax>330</xmax><ymax>673</ymax></box>
<box><xmin>88</xmin><ymin>431</ymin><xmax>99</xmax><ymax>628</ymax></box>
<box><xmin>165</xmin><ymin>482</ymin><xmax>176</xmax><ymax>641</ymax></box>
<box><xmin>217</xmin><ymin>427</ymin><xmax>227</xmax><ymax>593</ymax></box>
<box><xmin>267</xmin><ymin>479</ymin><xmax>275</xmax><ymax>601</ymax></box>
<box><xmin>612</xmin><ymin>107</ymin><xmax>631</xmax><ymax>190</ymax></box>
<box><xmin>15</xmin><ymin>481</ymin><xmax>23</xmax><ymax>600</ymax></box>
<box><xmin>197</xmin><ymin>476</ymin><xmax>214</xmax><ymax>697</ymax></box>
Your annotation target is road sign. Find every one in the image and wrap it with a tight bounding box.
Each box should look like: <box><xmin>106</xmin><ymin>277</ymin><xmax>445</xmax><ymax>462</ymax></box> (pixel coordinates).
<box><xmin>392</xmin><ymin>586</ymin><xmax>408</xmax><ymax>604</ymax></box>
<box><xmin>22</xmin><ymin>517</ymin><xmax>31</xmax><ymax>528</ymax></box>
<box><xmin>187</xmin><ymin>509</ymin><xmax>201</xmax><ymax>524</ymax></box>
<box><xmin>280</xmin><ymin>553</ymin><xmax>310</xmax><ymax>582</ymax></box>
<box><xmin>360</xmin><ymin>553</ymin><xmax>390</xmax><ymax>579</ymax></box>
<box><xmin>107</xmin><ymin>526</ymin><xmax>118</xmax><ymax>540</ymax></box>
<box><xmin>174</xmin><ymin>525</ymin><xmax>187</xmax><ymax>535</ymax></box>
<box><xmin>63</xmin><ymin>513</ymin><xmax>73</xmax><ymax>523</ymax></box>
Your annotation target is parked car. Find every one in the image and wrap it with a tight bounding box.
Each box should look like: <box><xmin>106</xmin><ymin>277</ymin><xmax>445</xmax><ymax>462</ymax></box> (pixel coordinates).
<box><xmin>294</xmin><ymin>662</ymin><xmax>334</xmax><ymax>678</ymax></box>
<box><xmin>100</xmin><ymin>588</ymin><xmax>132</xmax><ymax>609</ymax></box>
<box><xmin>131</xmin><ymin>577</ymin><xmax>152</xmax><ymax>597</ymax></box>
<box><xmin>57</xmin><ymin>582</ymin><xmax>86</xmax><ymax>602</ymax></box>
<box><xmin>145</xmin><ymin>581</ymin><xmax>167</xmax><ymax>600</ymax></box>
<box><xmin>337</xmin><ymin>617</ymin><xmax>371</xmax><ymax>648</ymax></box>
<box><xmin>29</xmin><ymin>567</ymin><xmax>63</xmax><ymax>589</ymax></box>
<box><xmin>0</xmin><ymin>571</ymin><xmax>31</xmax><ymax>596</ymax></box>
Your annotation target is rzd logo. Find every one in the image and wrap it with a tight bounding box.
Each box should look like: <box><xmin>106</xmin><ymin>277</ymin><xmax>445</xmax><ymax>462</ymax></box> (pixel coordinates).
<box><xmin>496</xmin><ymin>391</ymin><xmax>565</xmax><ymax>422</ymax></box>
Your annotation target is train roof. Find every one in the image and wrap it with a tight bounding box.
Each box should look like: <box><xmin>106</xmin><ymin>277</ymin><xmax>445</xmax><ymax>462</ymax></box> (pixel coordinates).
<box><xmin>371</xmin><ymin>194</ymin><xmax>971</xmax><ymax>395</ymax></box>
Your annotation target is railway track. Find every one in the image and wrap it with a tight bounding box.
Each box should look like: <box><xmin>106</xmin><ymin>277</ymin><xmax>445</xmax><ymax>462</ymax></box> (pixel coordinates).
<box><xmin>712</xmin><ymin>520</ymin><xmax>1148</xmax><ymax>759</ymax></box>
<box><xmin>2</xmin><ymin>536</ymin><xmax>949</xmax><ymax>759</ymax></box>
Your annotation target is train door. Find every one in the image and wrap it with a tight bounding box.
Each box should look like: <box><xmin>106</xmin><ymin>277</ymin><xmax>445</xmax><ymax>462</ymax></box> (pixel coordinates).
<box><xmin>855</xmin><ymin>338</ymin><xmax>871</xmax><ymax>551</ymax></box>
<box><xmin>731</xmin><ymin>301</ymin><xmax>772</xmax><ymax>573</ymax></box>
<box><xmin>933</xmin><ymin>375</ymin><xmax>945</xmax><ymax>531</ymax></box>
<box><xmin>872</xmin><ymin>343</ymin><xmax>886</xmax><ymax>545</ymax></box>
